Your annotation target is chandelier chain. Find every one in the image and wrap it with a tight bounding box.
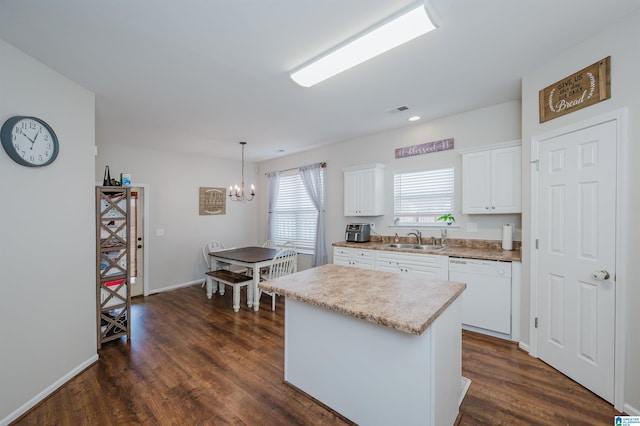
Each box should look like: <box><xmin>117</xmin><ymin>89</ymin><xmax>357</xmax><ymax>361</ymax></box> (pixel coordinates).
<box><xmin>229</xmin><ymin>141</ymin><xmax>255</xmax><ymax>202</ymax></box>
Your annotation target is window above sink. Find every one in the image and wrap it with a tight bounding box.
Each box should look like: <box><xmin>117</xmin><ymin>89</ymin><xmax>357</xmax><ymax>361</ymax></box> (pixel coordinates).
<box><xmin>393</xmin><ymin>167</ymin><xmax>455</xmax><ymax>226</ymax></box>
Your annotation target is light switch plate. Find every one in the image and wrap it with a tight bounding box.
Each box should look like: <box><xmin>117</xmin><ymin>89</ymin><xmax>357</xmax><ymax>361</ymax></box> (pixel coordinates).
<box><xmin>467</xmin><ymin>222</ymin><xmax>478</xmax><ymax>232</ymax></box>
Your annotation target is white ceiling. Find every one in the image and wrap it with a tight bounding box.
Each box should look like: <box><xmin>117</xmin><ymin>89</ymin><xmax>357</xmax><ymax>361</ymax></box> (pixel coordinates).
<box><xmin>1</xmin><ymin>0</ymin><xmax>638</xmax><ymax>162</ymax></box>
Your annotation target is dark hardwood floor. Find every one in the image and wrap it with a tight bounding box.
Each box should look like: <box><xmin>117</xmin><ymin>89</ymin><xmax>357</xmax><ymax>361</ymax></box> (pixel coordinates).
<box><xmin>13</xmin><ymin>284</ymin><xmax>619</xmax><ymax>425</ymax></box>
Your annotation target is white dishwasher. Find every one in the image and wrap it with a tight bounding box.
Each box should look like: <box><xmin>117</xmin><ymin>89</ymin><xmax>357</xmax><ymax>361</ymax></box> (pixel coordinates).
<box><xmin>449</xmin><ymin>258</ymin><xmax>512</xmax><ymax>338</ymax></box>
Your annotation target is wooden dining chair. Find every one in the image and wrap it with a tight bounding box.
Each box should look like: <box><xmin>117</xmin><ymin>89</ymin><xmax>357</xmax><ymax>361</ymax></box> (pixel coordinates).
<box><xmin>262</xmin><ymin>239</ymin><xmax>277</xmax><ymax>249</ymax></box>
<box><xmin>202</xmin><ymin>240</ymin><xmax>232</xmax><ymax>297</ymax></box>
<box><xmin>202</xmin><ymin>240</ymin><xmax>230</xmax><ymax>272</ymax></box>
<box><xmin>259</xmin><ymin>248</ymin><xmax>297</xmax><ymax>311</ymax></box>
<box><xmin>282</xmin><ymin>240</ymin><xmax>297</xmax><ymax>250</ymax></box>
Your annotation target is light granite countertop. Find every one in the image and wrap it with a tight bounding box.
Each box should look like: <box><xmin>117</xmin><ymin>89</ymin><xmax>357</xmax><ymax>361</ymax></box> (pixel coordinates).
<box><xmin>333</xmin><ymin>239</ymin><xmax>522</xmax><ymax>262</ymax></box>
<box><xmin>258</xmin><ymin>263</ymin><xmax>465</xmax><ymax>336</ymax></box>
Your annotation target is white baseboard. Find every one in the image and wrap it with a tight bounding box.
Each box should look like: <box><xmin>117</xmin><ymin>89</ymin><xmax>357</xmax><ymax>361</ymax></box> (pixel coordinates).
<box><xmin>149</xmin><ymin>279</ymin><xmax>202</xmax><ymax>294</ymax></box>
<box><xmin>462</xmin><ymin>324</ymin><xmax>511</xmax><ymax>341</ymax></box>
<box><xmin>518</xmin><ymin>341</ymin><xmax>530</xmax><ymax>353</ymax></box>
<box><xmin>1</xmin><ymin>355</ymin><xmax>99</xmax><ymax>426</ymax></box>
<box><xmin>624</xmin><ymin>403</ymin><xmax>640</xmax><ymax>416</ymax></box>
<box><xmin>459</xmin><ymin>376</ymin><xmax>472</xmax><ymax>407</ymax></box>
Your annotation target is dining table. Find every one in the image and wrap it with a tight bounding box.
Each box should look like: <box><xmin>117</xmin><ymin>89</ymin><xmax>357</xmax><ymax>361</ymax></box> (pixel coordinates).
<box><xmin>208</xmin><ymin>246</ymin><xmax>279</xmax><ymax>311</ymax></box>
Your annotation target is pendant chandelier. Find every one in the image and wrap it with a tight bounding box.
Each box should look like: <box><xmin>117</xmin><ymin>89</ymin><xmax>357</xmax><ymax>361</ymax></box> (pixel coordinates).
<box><xmin>229</xmin><ymin>141</ymin><xmax>255</xmax><ymax>202</ymax></box>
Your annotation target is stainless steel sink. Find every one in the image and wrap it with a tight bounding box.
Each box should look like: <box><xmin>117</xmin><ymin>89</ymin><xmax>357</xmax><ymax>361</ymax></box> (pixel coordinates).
<box><xmin>383</xmin><ymin>243</ymin><xmax>444</xmax><ymax>251</ymax></box>
<box><xmin>413</xmin><ymin>245</ymin><xmax>445</xmax><ymax>251</ymax></box>
<box><xmin>384</xmin><ymin>243</ymin><xmax>417</xmax><ymax>249</ymax></box>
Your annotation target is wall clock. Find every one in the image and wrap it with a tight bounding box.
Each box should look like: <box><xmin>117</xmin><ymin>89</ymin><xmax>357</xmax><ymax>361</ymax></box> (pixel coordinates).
<box><xmin>1</xmin><ymin>116</ymin><xmax>59</xmax><ymax>167</ymax></box>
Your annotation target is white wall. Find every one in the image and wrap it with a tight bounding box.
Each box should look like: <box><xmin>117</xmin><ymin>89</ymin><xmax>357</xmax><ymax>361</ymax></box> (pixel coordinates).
<box><xmin>95</xmin><ymin>143</ymin><xmax>258</xmax><ymax>293</ymax></box>
<box><xmin>521</xmin><ymin>10</ymin><xmax>640</xmax><ymax>413</ymax></box>
<box><xmin>0</xmin><ymin>40</ymin><xmax>96</xmax><ymax>423</ymax></box>
<box><xmin>257</xmin><ymin>100</ymin><xmax>522</xmax><ymax>257</ymax></box>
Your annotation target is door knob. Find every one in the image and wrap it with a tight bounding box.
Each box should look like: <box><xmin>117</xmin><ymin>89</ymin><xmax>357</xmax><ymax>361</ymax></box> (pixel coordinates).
<box><xmin>591</xmin><ymin>270</ymin><xmax>610</xmax><ymax>281</ymax></box>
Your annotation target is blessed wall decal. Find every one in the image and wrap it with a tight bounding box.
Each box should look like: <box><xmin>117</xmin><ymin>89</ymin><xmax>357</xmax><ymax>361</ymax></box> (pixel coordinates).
<box><xmin>395</xmin><ymin>138</ymin><xmax>454</xmax><ymax>159</ymax></box>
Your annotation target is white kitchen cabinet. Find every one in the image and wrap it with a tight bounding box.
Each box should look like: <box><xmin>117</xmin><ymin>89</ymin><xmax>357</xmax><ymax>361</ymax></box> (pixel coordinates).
<box><xmin>461</xmin><ymin>141</ymin><xmax>521</xmax><ymax>214</ymax></box>
<box><xmin>333</xmin><ymin>247</ymin><xmax>375</xmax><ymax>270</ymax></box>
<box><xmin>343</xmin><ymin>163</ymin><xmax>385</xmax><ymax>216</ymax></box>
<box><xmin>375</xmin><ymin>250</ymin><xmax>448</xmax><ymax>279</ymax></box>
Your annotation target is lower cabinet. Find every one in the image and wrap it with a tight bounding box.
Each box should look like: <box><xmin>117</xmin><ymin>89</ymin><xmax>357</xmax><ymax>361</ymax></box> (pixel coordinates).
<box><xmin>332</xmin><ymin>247</ymin><xmax>447</xmax><ymax>278</ymax></box>
<box><xmin>375</xmin><ymin>250</ymin><xmax>448</xmax><ymax>279</ymax></box>
<box><xmin>332</xmin><ymin>245</ymin><xmax>520</xmax><ymax>342</ymax></box>
<box><xmin>333</xmin><ymin>247</ymin><xmax>375</xmax><ymax>270</ymax></box>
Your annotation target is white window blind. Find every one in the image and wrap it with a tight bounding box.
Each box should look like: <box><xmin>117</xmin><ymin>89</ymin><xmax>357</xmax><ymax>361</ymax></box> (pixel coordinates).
<box><xmin>393</xmin><ymin>167</ymin><xmax>455</xmax><ymax>224</ymax></box>
<box><xmin>271</xmin><ymin>170</ymin><xmax>317</xmax><ymax>251</ymax></box>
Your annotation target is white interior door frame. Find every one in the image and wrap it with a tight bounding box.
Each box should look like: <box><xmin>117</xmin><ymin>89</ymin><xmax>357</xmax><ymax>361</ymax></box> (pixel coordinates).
<box><xmin>529</xmin><ymin>108</ymin><xmax>628</xmax><ymax>412</ymax></box>
<box><xmin>132</xmin><ymin>183</ymin><xmax>150</xmax><ymax>297</ymax></box>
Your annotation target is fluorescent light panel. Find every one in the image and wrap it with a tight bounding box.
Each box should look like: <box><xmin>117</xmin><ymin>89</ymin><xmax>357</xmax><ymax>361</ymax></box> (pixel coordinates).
<box><xmin>291</xmin><ymin>5</ymin><xmax>437</xmax><ymax>87</ymax></box>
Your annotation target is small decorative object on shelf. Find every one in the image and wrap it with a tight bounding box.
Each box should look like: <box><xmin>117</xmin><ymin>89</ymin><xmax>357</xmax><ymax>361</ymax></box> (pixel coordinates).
<box><xmin>120</xmin><ymin>173</ymin><xmax>131</xmax><ymax>187</ymax></box>
<box><xmin>96</xmin><ymin>186</ymin><xmax>131</xmax><ymax>348</ymax></box>
<box><xmin>437</xmin><ymin>213</ymin><xmax>456</xmax><ymax>225</ymax></box>
<box><xmin>103</xmin><ymin>165</ymin><xmax>111</xmax><ymax>186</ymax></box>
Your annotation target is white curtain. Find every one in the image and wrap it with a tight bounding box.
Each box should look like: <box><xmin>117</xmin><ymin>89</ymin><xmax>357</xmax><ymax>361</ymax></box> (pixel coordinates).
<box><xmin>299</xmin><ymin>163</ymin><xmax>327</xmax><ymax>267</ymax></box>
<box><xmin>266</xmin><ymin>171</ymin><xmax>280</xmax><ymax>241</ymax></box>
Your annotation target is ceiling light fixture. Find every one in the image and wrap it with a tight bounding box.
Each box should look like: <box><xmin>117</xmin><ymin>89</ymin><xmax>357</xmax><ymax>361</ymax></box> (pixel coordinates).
<box><xmin>408</xmin><ymin>115</ymin><xmax>421</xmax><ymax>122</ymax></box>
<box><xmin>290</xmin><ymin>4</ymin><xmax>438</xmax><ymax>88</ymax></box>
<box><xmin>229</xmin><ymin>141</ymin><xmax>255</xmax><ymax>202</ymax></box>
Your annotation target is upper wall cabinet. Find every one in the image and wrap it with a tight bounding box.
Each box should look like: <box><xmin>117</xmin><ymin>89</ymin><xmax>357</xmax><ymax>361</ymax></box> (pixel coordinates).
<box><xmin>461</xmin><ymin>141</ymin><xmax>521</xmax><ymax>214</ymax></box>
<box><xmin>344</xmin><ymin>163</ymin><xmax>385</xmax><ymax>216</ymax></box>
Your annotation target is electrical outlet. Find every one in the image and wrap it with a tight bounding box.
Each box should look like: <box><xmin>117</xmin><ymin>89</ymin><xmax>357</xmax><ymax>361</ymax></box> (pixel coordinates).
<box><xmin>467</xmin><ymin>222</ymin><xmax>478</xmax><ymax>232</ymax></box>
<box><xmin>369</xmin><ymin>223</ymin><xmax>375</xmax><ymax>230</ymax></box>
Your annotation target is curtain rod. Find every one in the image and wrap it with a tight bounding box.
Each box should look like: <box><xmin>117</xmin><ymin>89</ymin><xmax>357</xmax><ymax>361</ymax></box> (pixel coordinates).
<box><xmin>264</xmin><ymin>162</ymin><xmax>326</xmax><ymax>175</ymax></box>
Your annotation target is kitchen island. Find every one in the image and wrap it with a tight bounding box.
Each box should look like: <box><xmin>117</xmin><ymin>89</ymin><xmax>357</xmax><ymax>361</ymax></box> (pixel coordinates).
<box><xmin>259</xmin><ymin>264</ymin><xmax>466</xmax><ymax>426</ymax></box>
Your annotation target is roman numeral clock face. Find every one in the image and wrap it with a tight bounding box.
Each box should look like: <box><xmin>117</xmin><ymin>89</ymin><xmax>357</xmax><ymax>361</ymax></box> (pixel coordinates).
<box><xmin>1</xmin><ymin>116</ymin><xmax>59</xmax><ymax>167</ymax></box>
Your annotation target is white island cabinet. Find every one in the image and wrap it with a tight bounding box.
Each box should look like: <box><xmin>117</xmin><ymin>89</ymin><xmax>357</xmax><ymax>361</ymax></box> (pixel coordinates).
<box><xmin>259</xmin><ymin>264</ymin><xmax>467</xmax><ymax>426</ymax></box>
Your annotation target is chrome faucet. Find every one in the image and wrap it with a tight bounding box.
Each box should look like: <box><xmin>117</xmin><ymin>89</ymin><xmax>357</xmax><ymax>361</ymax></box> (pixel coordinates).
<box><xmin>441</xmin><ymin>228</ymin><xmax>447</xmax><ymax>247</ymax></box>
<box><xmin>408</xmin><ymin>229</ymin><xmax>422</xmax><ymax>245</ymax></box>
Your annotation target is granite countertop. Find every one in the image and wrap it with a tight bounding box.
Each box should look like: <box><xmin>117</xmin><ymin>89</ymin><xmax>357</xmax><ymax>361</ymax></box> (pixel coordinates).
<box><xmin>258</xmin><ymin>264</ymin><xmax>465</xmax><ymax>336</ymax></box>
<box><xmin>333</xmin><ymin>239</ymin><xmax>522</xmax><ymax>262</ymax></box>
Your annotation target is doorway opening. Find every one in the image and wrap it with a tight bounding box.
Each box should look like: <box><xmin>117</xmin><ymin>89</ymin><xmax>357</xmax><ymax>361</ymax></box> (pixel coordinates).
<box><xmin>129</xmin><ymin>186</ymin><xmax>149</xmax><ymax>297</ymax></box>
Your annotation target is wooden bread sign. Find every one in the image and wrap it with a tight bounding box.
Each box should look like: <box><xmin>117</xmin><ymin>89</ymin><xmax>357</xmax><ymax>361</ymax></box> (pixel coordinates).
<box><xmin>539</xmin><ymin>56</ymin><xmax>610</xmax><ymax>123</ymax></box>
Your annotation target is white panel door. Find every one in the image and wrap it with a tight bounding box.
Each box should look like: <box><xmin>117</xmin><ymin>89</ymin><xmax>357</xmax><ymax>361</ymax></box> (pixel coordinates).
<box><xmin>537</xmin><ymin>120</ymin><xmax>616</xmax><ymax>403</ymax></box>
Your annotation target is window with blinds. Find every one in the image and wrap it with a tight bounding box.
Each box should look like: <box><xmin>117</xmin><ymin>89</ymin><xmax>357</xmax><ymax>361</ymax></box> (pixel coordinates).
<box><xmin>271</xmin><ymin>170</ymin><xmax>318</xmax><ymax>252</ymax></box>
<box><xmin>393</xmin><ymin>167</ymin><xmax>455</xmax><ymax>225</ymax></box>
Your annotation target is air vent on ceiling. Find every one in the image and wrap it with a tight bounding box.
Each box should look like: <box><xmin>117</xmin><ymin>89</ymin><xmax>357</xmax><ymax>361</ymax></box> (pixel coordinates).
<box><xmin>385</xmin><ymin>105</ymin><xmax>410</xmax><ymax>114</ymax></box>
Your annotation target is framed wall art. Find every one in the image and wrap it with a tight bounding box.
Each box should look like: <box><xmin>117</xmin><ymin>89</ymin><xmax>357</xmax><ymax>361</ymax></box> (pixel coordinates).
<box><xmin>539</xmin><ymin>56</ymin><xmax>611</xmax><ymax>123</ymax></box>
<box><xmin>199</xmin><ymin>187</ymin><xmax>226</xmax><ymax>215</ymax></box>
